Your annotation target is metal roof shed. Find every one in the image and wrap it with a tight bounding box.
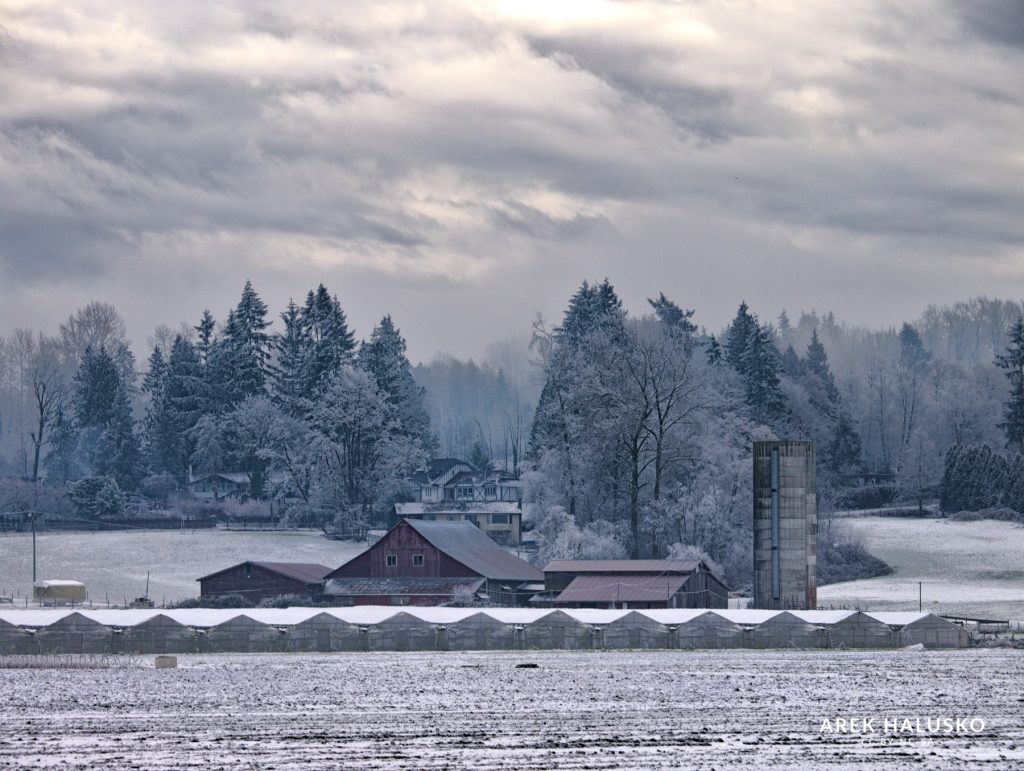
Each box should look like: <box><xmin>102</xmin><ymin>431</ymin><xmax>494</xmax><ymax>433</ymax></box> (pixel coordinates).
<box><xmin>598</xmin><ymin>610</ymin><xmax>671</xmax><ymax>649</ymax></box>
<box><xmin>444</xmin><ymin>612</ymin><xmax>518</xmax><ymax>651</ymax></box>
<box><xmin>676</xmin><ymin>611</ymin><xmax>746</xmax><ymax>649</ymax></box>
<box><xmin>206</xmin><ymin>614</ymin><xmax>285</xmax><ymax>653</ymax></box>
<box><xmin>894</xmin><ymin>614</ymin><xmax>966</xmax><ymax>649</ymax></box>
<box><xmin>519</xmin><ymin>610</ymin><xmax>593</xmax><ymax>650</ymax></box>
<box><xmin>806</xmin><ymin>611</ymin><xmax>895</xmax><ymax>650</ymax></box>
<box><xmin>123</xmin><ymin>613</ymin><xmax>199</xmax><ymax>655</ymax></box>
<box><xmin>747</xmin><ymin>611</ymin><xmax>825</xmax><ymax>649</ymax></box>
<box><xmin>34</xmin><ymin>611</ymin><xmax>113</xmax><ymax>655</ymax></box>
<box><xmin>366</xmin><ymin>611</ymin><xmax>439</xmax><ymax>652</ymax></box>
<box><xmin>288</xmin><ymin>612</ymin><xmax>362</xmax><ymax>653</ymax></box>
<box><xmin>0</xmin><ymin>617</ymin><xmax>33</xmax><ymax>655</ymax></box>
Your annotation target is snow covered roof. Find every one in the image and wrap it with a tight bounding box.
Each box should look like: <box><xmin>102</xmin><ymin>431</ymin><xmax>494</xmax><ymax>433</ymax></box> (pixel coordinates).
<box><xmin>33</xmin><ymin>580</ymin><xmax>85</xmax><ymax>588</ymax></box>
<box><xmin>324</xmin><ymin>577</ymin><xmax>485</xmax><ymax>597</ymax></box>
<box><xmin>544</xmin><ymin>559</ymin><xmax>701</xmax><ymax>574</ymax></box>
<box><xmin>553</xmin><ymin>575</ymin><xmax>690</xmax><ymax>604</ymax></box>
<box><xmin>396</xmin><ymin>502</ymin><xmax>520</xmax><ymax>515</ymax></box>
<box><xmin>196</xmin><ymin>561</ymin><xmax>333</xmax><ymax>584</ymax></box>
<box><xmin>0</xmin><ymin>606</ymin><xmax>958</xmax><ymax>631</ymax></box>
<box><xmin>400</xmin><ymin>519</ymin><xmax>542</xmax><ymax>582</ymax></box>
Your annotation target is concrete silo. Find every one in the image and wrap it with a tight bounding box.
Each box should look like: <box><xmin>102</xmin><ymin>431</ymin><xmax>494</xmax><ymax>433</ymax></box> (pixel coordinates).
<box><xmin>753</xmin><ymin>440</ymin><xmax>817</xmax><ymax>610</ymax></box>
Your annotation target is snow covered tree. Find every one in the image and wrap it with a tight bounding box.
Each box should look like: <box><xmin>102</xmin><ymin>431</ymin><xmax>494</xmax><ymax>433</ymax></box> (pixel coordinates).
<box><xmin>194</xmin><ymin>309</ymin><xmax>216</xmax><ymax>365</ymax></box>
<box><xmin>94</xmin><ymin>382</ymin><xmax>142</xmax><ymax>491</ymax></box>
<box><xmin>357</xmin><ymin>315</ymin><xmax>432</xmax><ymax>448</ymax></box>
<box><xmin>997</xmin><ymin>318</ymin><xmax>1024</xmax><ymax>453</ymax></box>
<box><xmin>298</xmin><ymin>284</ymin><xmax>355</xmax><ymax>398</ymax></box>
<box><xmin>725</xmin><ymin>301</ymin><xmax>758</xmax><ymax>371</ymax></box>
<box><xmin>207</xmin><ymin>281</ymin><xmax>272</xmax><ymax>409</ymax></box>
<box><xmin>741</xmin><ymin>324</ymin><xmax>787</xmax><ymax>423</ymax></box>
<box><xmin>271</xmin><ymin>300</ymin><xmax>306</xmax><ymax>412</ymax></box>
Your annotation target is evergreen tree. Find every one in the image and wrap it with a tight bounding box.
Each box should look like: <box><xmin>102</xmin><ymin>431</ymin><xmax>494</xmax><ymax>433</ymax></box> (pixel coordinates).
<box><xmin>725</xmin><ymin>302</ymin><xmax>758</xmax><ymax>371</ymax></box>
<box><xmin>828</xmin><ymin>412</ymin><xmax>863</xmax><ymax>474</ymax></box>
<box><xmin>73</xmin><ymin>346</ymin><xmax>121</xmax><ymax>429</ymax></box>
<box><xmin>704</xmin><ymin>335</ymin><xmax>723</xmax><ymax>366</ymax></box>
<box><xmin>741</xmin><ymin>324</ymin><xmax>787</xmax><ymax>422</ymax></box>
<box><xmin>804</xmin><ymin>329</ymin><xmax>838</xmax><ymax>402</ymax></box>
<box><xmin>996</xmin><ymin>318</ymin><xmax>1024</xmax><ymax>453</ymax></box>
<box><xmin>298</xmin><ymin>284</ymin><xmax>355</xmax><ymax>397</ymax></box>
<box><xmin>207</xmin><ymin>283</ymin><xmax>272</xmax><ymax>410</ymax></box>
<box><xmin>647</xmin><ymin>293</ymin><xmax>696</xmax><ymax>336</ymax></box>
<box><xmin>557</xmin><ymin>279</ymin><xmax>625</xmax><ymax>350</ymax></box>
<box><xmin>94</xmin><ymin>382</ymin><xmax>142</xmax><ymax>491</ymax></box>
<box><xmin>780</xmin><ymin>344</ymin><xmax>803</xmax><ymax>378</ymax></box>
<box><xmin>357</xmin><ymin>315</ymin><xmax>432</xmax><ymax>447</ymax></box>
<box><xmin>142</xmin><ymin>345</ymin><xmax>167</xmax><ymax>398</ymax></box>
<box><xmin>44</xmin><ymin>406</ymin><xmax>81</xmax><ymax>483</ymax></box>
<box><xmin>271</xmin><ymin>300</ymin><xmax>307</xmax><ymax>411</ymax></box>
<box><xmin>194</xmin><ymin>309</ymin><xmax>216</xmax><ymax>365</ymax></box>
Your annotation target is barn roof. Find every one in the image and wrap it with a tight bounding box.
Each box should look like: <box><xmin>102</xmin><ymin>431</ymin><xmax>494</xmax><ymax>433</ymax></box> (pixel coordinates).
<box><xmin>544</xmin><ymin>559</ymin><xmax>701</xmax><ymax>574</ymax></box>
<box><xmin>553</xmin><ymin>575</ymin><xmax>690</xmax><ymax>604</ymax></box>
<box><xmin>403</xmin><ymin>519</ymin><xmax>543</xmax><ymax>582</ymax></box>
<box><xmin>196</xmin><ymin>561</ymin><xmax>333</xmax><ymax>585</ymax></box>
<box><xmin>324</xmin><ymin>577</ymin><xmax>485</xmax><ymax>597</ymax></box>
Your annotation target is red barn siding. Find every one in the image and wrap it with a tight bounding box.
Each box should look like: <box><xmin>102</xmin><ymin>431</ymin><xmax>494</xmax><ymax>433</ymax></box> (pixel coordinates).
<box><xmin>200</xmin><ymin>564</ymin><xmax>321</xmax><ymax>603</ymax></box>
<box><xmin>330</xmin><ymin>522</ymin><xmax>479</xmax><ymax>580</ymax></box>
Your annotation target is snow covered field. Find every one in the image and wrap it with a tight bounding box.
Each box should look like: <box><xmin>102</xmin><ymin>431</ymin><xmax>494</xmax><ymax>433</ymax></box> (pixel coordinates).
<box><xmin>1</xmin><ymin>650</ymin><xmax>1022</xmax><ymax>769</ymax></box>
<box><xmin>819</xmin><ymin>516</ymin><xmax>1024</xmax><ymax>622</ymax></box>
<box><xmin>0</xmin><ymin>529</ymin><xmax>364</xmax><ymax>605</ymax></box>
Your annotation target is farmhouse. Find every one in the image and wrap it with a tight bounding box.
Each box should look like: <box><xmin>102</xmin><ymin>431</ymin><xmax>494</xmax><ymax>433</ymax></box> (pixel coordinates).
<box><xmin>198</xmin><ymin>562</ymin><xmax>333</xmax><ymax>604</ymax></box>
<box><xmin>325</xmin><ymin>518</ymin><xmax>543</xmax><ymax>606</ymax></box>
<box><xmin>397</xmin><ymin>458</ymin><xmax>524</xmax><ymax>544</ymax></box>
<box><xmin>542</xmin><ymin>559</ymin><xmax>729</xmax><ymax>609</ymax></box>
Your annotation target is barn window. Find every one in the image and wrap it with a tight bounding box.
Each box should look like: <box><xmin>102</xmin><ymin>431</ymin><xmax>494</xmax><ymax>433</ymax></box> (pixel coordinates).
<box><xmin>386</xmin><ymin>554</ymin><xmax>398</xmax><ymax>567</ymax></box>
<box><xmin>391</xmin><ymin>596</ymin><xmax>411</xmax><ymax>605</ymax></box>
<box><xmin>412</xmin><ymin>554</ymin><xmax>424</xmax><ymax>567</ymax></box>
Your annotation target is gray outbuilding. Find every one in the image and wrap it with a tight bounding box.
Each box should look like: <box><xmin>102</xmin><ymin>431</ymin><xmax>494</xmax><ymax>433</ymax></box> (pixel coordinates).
<box><xmin>288</xmin><ymin>613</ymin><xmax>362</xmax><ymax>653</ymax></box>
<box><xmin>676</xmin><ymin>612</ymin><xmax>745</xmax><ymax>649</ymax></box>
<box><xmin>34</xmin><ymin>612</ymin><xmax>113</xmax><ymax>654</ymax></box>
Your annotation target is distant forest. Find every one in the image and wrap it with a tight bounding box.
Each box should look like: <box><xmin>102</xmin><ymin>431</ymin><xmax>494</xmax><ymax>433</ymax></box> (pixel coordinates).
<box><xmin>2</xmin><ymin>282</ymin><xmax>1023</xmax><ymax>588</ymax></box>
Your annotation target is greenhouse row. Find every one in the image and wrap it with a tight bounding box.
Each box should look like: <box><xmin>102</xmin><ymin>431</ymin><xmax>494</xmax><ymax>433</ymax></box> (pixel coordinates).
<box><xmin>0</xmin><ymin>607</ymin><xmax>967</xmax><ymax>655</ymax></box>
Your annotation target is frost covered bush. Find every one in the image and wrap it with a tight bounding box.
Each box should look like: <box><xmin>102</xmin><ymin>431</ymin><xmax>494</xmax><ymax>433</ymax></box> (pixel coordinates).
<box><xmin>531</xmin><ymin>506</ymin><xmax>628</xmax><ymax>566</ymax></box>
<box><xmin>69</xmin><ymin>476</ymin><xmax>124</xmax><ymax>518</ymax></box>
<box><xmin>169</xmin><ymin>594</ymin><xmax>253</xmax><ymax>609</ymax></box>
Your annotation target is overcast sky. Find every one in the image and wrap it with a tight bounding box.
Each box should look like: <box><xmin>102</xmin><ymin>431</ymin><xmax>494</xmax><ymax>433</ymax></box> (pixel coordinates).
<box><xmin>1</xmin><ymin>1</ymin><xmax>1022</xmax><ymax>362</ymax></box>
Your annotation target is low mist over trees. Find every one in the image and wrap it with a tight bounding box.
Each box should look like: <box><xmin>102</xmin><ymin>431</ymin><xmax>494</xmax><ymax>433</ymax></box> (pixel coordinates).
<box><xmin>1</xmin><ymin>281</ymin><xmax>1022</xmax><ymax>587</ymax></box>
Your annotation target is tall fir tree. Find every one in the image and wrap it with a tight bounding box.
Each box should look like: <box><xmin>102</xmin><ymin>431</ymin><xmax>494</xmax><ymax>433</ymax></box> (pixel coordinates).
<box><xmin>271</xmin><ymin>299</ymin><xmax>307</xmax><ymax>411</ymax></box>
<box><xmin>805</xmin><ymin>329</ymin><xmax>838</xmax><ymax>402</ymax></box>
<box><xmin>996</xmin><ymin>318</ymin><xmax>1024</xmax><ymax>453</ymax></box>
<box><xmin>74</xmin><ymin>346</ymin><xmax>121</xmax><ymax>429</ymax></box>
<box><xmin>207</xmin><ymin>282</ymin><xmax>272</xmax><ymax>410</ymax></box>
<box><xmin>298</xmin><ymin>284</ymin><xmax>356</xmax><ymax>397</ymax></box>
<box><xmin>741</xmin><ymin>324</ymin><xmax>787</xmax><ymax>422</ymax></box>
<box><xmin>94</xmin><ymin>382</ymin><xmax>142</xmax><ymax>491</ymax></box>
<box><xmin>358</xmin><ymin>315</ymin><xmax>433</xmax><ymax>448</ymax></box>
<box><xmin>194</xmin><ymin>309</ymin><xmax>216</xmax><ymax>365</ymax></box>
<box><xmin>725</xmin><ymin>301</ymin><xmax>758</xmax><ymax>371</ymax></box>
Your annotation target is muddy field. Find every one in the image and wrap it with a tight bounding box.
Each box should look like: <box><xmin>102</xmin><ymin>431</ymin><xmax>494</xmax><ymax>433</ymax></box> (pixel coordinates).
<box><xmin>2</xmin><ymin>650</ymin><xmax>1023</xmax><ymax>769</ymax></box>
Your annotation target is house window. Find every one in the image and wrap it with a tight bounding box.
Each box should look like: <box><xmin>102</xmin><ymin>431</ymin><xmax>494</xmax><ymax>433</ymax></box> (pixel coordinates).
<box><xmin>391</xmin><ymin>596</ymin><xmax>411</xmax><ymax>606</ymax></box>
<box><xmin>490</xmin><ymin>513</ymin><xmax>510</xmax><ymax>525</ymax></box>
<box><xmin>457</xmin><ymin>485</ymin><xmax>474</xmax><ymax>499</ymax></box>
<box><xmin>412</xmin><ymin>554</ymin><xmax>424</xmax><ymax>567</ymax></box>
<box><xmin>484</xmin><ymin>483</ymin><xmax>496</xmax><ymax>499</ymax></box>
<box><xmin>386</xmin><ymin>554</ymin><xmax>398</xmax><ymax>567</ymax></box>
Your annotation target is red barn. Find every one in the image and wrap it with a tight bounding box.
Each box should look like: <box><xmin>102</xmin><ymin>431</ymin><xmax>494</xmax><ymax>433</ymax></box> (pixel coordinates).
<box><xmin>198</xmin><ymin>561</ymin><xmax>332</xmax><ymax>604</ymax></box>
<box><xmin>324</xmin><ymin>518</ymin><xmax>543</xmax><ymax>606</ymax></box>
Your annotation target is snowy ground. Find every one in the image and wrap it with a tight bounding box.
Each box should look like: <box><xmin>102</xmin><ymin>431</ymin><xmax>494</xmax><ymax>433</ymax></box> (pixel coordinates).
<box><xmin>0</xmin><ymin>529</ymin><xmax>365</xmax><ymax>605</ymax></box>
<box><xmin>1</xmin><ymin>650</ymin><xmax>1022</xmax><ymax>769</ymax></box>
<box><xmin>819</xmin><ymin>516</ymin><xmax>1024</xmax><ymax>622</ymax></box>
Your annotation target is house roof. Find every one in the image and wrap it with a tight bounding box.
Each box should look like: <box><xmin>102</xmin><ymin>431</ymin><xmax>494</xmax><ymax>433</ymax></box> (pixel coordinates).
<box><xmin>402</xmin><ymin>519</ymin><xmax>543</xmax><ymax>582</ymax></box>
<box><xmin>553</xmin><ymin>575</ymin><xmax>690</xmax><ymax>604</ymax></box>
<box><xmin>395</xmin><ymin>502</ymin><xmax>520</xmax><ymax>515</ymax></box>
<box><xmin>324</xmin><ymin>577</ymin><xmax>485</xmax><ymax>597</ymax></box>
<box><xmin>544</xmin><ymin>559</ymin><xmax>702</xmax><ymax>574</ymax></box>
<box><xmin>196</xmin><ymin>561</ymin><xmax>333</xmax><ymax>585</ymax></box>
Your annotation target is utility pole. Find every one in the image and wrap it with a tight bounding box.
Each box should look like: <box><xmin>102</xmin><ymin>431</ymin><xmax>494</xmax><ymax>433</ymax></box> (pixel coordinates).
<box><xmin>31</xmin><ymin>511</ymin><xmax>38</xmax><ymax>584</ymax></box>
<box><xmin>918</xmin><ymin>581</ymin><xmax>922</xmax><ymax>613</ymax></box>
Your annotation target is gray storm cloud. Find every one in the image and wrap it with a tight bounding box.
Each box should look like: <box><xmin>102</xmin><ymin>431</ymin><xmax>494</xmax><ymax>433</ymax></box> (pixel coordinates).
<box><xmin>0</xmin><ymin>0</ymin><xmax>1021</xmax><ymax>360</ymax></box>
